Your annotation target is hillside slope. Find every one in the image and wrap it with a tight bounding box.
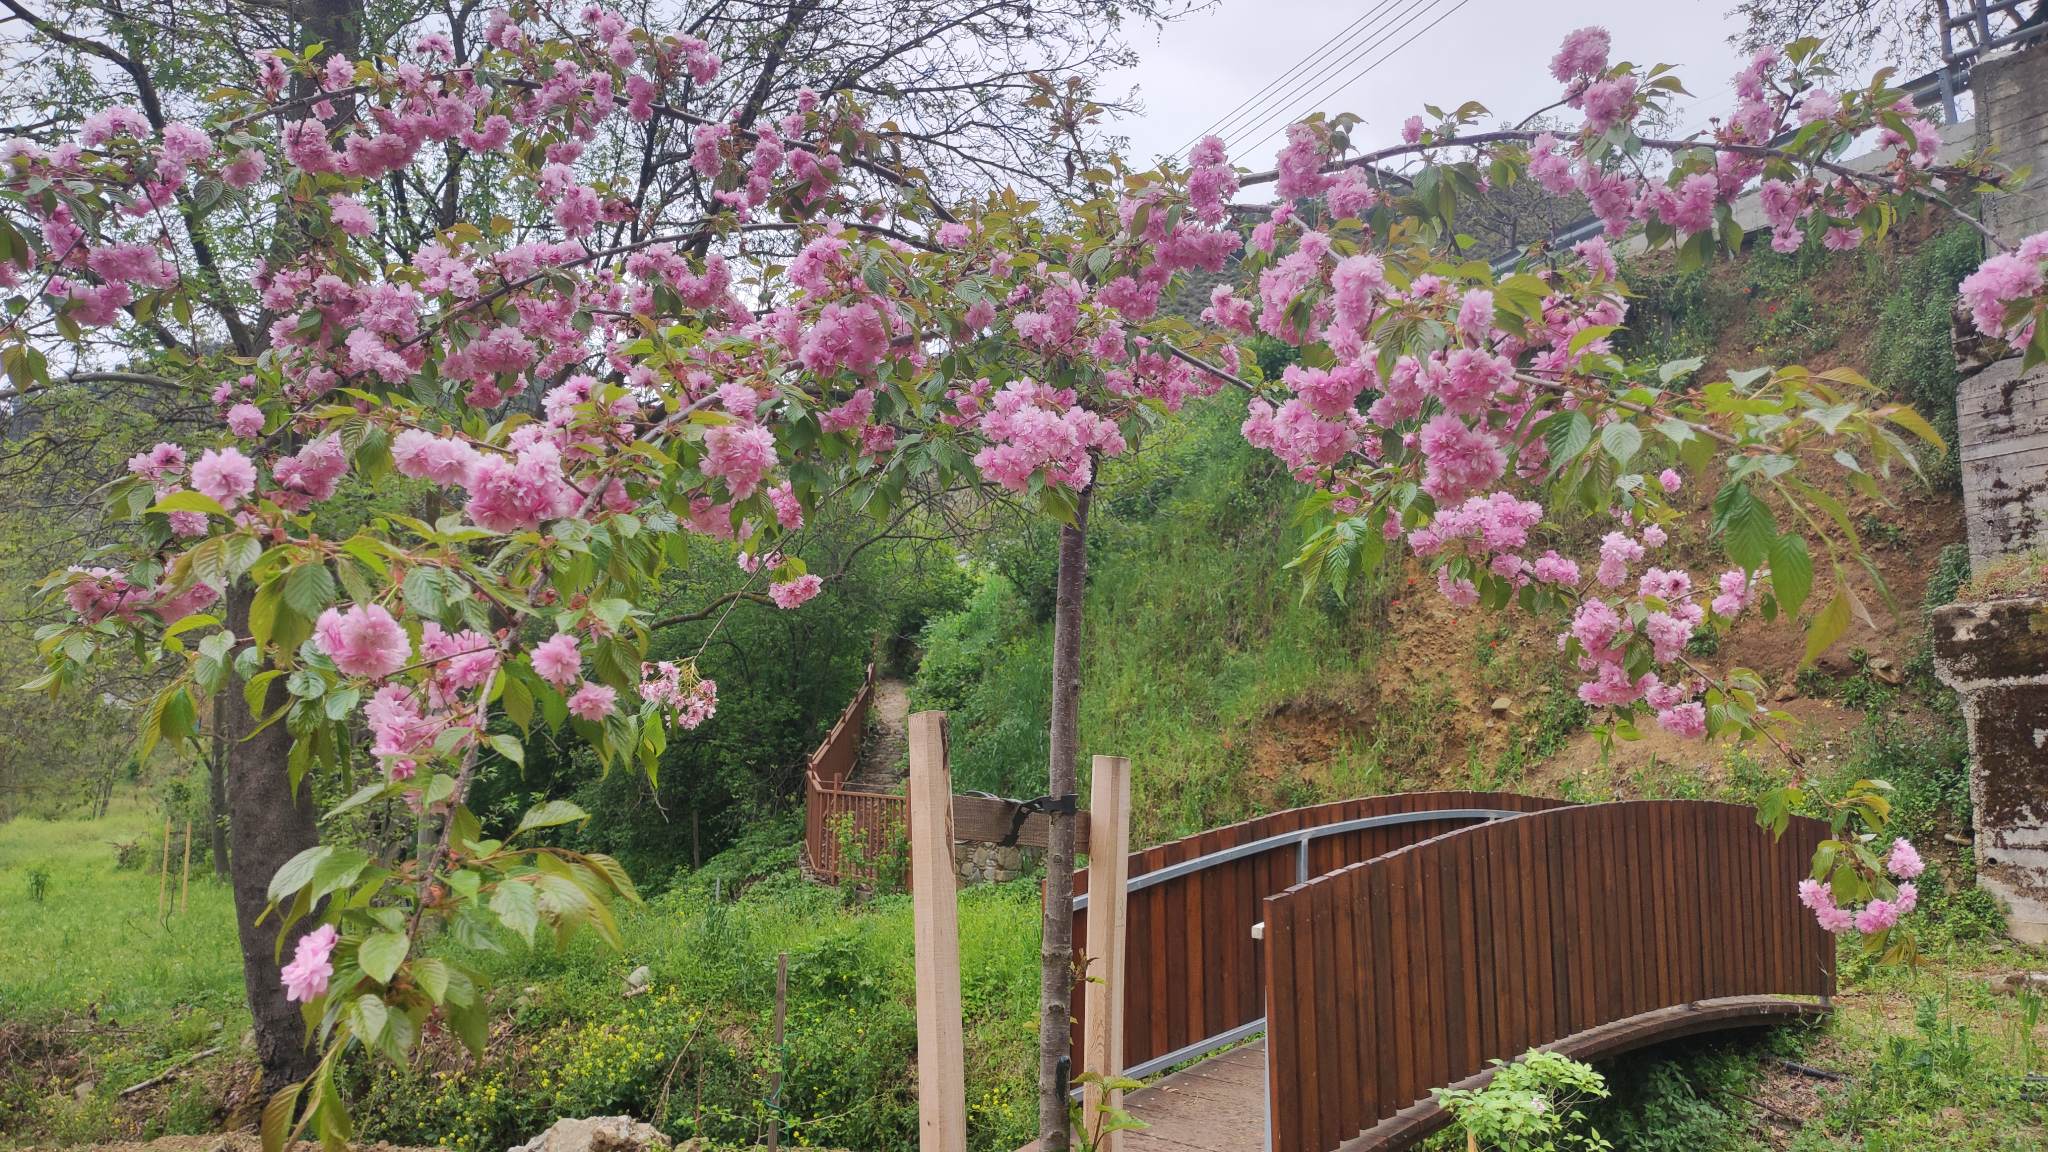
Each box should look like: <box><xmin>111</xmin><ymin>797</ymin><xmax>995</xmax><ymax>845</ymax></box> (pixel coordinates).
<box><xmin>914</xmin><ymin>221</ymin><xmax>1980</xmax><ymax>847</ymax></box>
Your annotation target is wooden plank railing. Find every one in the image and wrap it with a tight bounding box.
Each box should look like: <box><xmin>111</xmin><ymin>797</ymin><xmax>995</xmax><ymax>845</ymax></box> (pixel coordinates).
<box><xmin>1065</xmin><ymin>791</ymin><xmax>1575</xmax><ymax>1081</ymax></box>
<box><xmin>1260</xmin><ymin>800</ymin><xmax>1834</xmax><ymax>1152</ymax></box>
<box><xmin>804</xmin><ymin>665</ymin><xmax>911</xmax><ymax>885</ymax></box>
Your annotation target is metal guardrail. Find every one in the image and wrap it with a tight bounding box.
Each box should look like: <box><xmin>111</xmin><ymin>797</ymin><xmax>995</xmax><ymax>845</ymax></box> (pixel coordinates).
<box><xmin>1075</xmin><ymin>805</ymin><xmax>1529</xmax><ymax>1083</ymax></box>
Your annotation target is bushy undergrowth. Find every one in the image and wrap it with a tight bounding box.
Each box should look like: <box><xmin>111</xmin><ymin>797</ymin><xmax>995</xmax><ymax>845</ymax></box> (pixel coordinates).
<box><xmin>355</xmin><ymin>818</ymin><xmax>1041</xmax><ymax>1152</ymax></box>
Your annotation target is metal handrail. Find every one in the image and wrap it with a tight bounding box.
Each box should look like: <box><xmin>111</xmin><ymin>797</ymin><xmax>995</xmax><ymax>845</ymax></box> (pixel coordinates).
<box><xmin>1074</xmin><ymin>805</ymin><xmax>1531</xmax><ymax>1085</ymax></box>
<box><xmin>1071</xmin><ymin>807</ymin><xmax>1524</xmax><ymax>912</ymax></box>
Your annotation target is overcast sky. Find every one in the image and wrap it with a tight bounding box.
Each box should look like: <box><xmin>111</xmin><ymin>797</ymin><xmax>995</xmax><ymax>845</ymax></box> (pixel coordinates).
<box><xmin>1106</xmin><ymin>0</ymin><xmax>1751</xmax><ymax>169</ymax></box>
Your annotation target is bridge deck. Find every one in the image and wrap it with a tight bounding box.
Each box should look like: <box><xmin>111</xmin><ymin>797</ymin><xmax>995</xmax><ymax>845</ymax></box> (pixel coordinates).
<box><xmin>1117</xmin><ymin>1040</ymin><xmax>1266</xmax><ymax>1152</ymax></box>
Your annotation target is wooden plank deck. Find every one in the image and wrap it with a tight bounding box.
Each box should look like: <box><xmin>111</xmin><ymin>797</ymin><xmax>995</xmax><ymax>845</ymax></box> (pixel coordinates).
<box><xmin>1118</xmin><ymin>1040</ymin><xmax>1267</xmax><ymax>1152</ymax></box>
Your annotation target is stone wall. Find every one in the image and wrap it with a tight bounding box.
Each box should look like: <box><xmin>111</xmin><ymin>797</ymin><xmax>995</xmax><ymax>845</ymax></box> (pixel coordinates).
<box><xmin>952</xmin><ymin>840</ymin><xmax>1041</xmax><ymax>885</ymax></box>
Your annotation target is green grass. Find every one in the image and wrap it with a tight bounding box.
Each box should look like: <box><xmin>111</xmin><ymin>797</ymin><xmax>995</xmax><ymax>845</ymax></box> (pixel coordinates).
<box><xmin>0</xmin><ymin>796</ymin><xmax>243</xmax><ymax>1025</ymax></box>
<box><xmin>0</xmin><ymin>797</ymin><xmax>249</xmax><ymax>1146</ymax></box>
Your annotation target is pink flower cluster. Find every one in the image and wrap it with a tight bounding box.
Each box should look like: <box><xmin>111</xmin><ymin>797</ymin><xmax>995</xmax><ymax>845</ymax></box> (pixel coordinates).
<box><xmin>970</xmin><ymin>380</ymin><xmax>1126</xmax><ymax>491</ymax></box>
<box><xmin>314</xmin><ymin>604</ymin><xmax>412</xmax><ymax>679</ymax></box>
<box><xmin>641</xmin><ymin>661</ymin><xmax>718</xmax><ymax>729</ymax></box>
<box><xmin>1797</xmin><ymin>837</ymin><xmax>1926</xmax><ymax>936</ymax></box>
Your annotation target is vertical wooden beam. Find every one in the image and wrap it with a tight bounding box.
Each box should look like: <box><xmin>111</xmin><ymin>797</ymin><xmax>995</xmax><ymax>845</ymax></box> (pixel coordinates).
<box><xmin>768</xmin><ymin>951</ymin><xmax>787</xmax><ymax>1152</ymax></box>
<box><xmin>158</xmin><ymin>816</ymin><xmax>172</xmax><ymax>921</ymax></box>
<box><xmin>1083</xmin><ymin>755</ymin><xmax>1132</xmax><ymax>1151</ymax></box>
<box><xmin>178</xmin><ymin>820</ymin><xmax>193</xmax><ymax>915</ymax></box>
<box><xmin>908</xmin><ymin>711</ymin><xmax>966</xmax><ymax>1152</ymax></box>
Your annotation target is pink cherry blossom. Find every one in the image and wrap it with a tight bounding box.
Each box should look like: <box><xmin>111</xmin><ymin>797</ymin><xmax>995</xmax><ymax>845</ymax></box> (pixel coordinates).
<box><xmin>190</xmin><ymin>447</ymin><xmax>256</xmax><ymax>508</ymax></box>
<box><xmin>567</xmin><ymin>681</ymin><xmax>618</xmax><ymax>721</ymax></box>
<box><xmin>226</xmin><ymin>403</ymin><xmax>264</xmax><ymax>438</ymax></box>
<box><xmin>769</xmin><ymin>574</ymin><xmax>823</xmax><ymax>609</ymax></box>
<box><xmin>1887</xmin><ymin>838</ymin><xmax>1925</xmax><ymax>879</ymax></box>
<box><xmin>280</xmin><ymin>923</ymin><xmax>338</xmax><ymax>1003</ymax></box>
<box><xmin>314</xmin><ymin>604</ymin><xmax>411</xmax><ymax>679</ymax></box>
<box><xmin>531</xmin><ymin>632</ymin><xmax>582</xmax><ymax>689</ymax></box>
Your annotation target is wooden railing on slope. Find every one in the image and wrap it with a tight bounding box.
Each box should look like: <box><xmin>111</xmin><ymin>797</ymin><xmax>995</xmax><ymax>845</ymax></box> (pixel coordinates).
<box><xmin>1066</xmin><ymin>791</ymin><xmax>1575</xmax><ymax>1080</ymax></box>
<box><xmin>803</xmin><ymin>664</ymin><xmax>909</xmax><ymax>885</ymax></box>
<box><xmin>1260</xmin><ymin>800</ymin><xmax>1833</xmax><ymax>1152</ymax></box>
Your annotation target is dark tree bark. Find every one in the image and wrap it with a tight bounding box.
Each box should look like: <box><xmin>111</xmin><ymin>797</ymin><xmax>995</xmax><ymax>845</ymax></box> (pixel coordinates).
<box><xmin>223</xmin><ymin>584</ymin><xmax>321</xmax><ymax>1093</ymax></box>
<box><xmin>1037</xmin><ymin>485</ymin><xmax>1090</xmax><ymax>1152</ymax></box>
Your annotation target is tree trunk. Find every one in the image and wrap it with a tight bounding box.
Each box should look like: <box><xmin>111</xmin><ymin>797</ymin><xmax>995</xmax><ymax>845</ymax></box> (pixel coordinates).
<box><xmin>1037</xmin><ymin>486</ymin><xmax>1091</xmax><ymax>1152</ymax></box>
<box><xmin>223</xmin><ymin>584</ymin><xmax>322</xmax><ymax>1093</ymax></box>
<box><xmin>209</xmin><ymin>689</ymin><xmax>230</xmax><ymax>879</ymax></box>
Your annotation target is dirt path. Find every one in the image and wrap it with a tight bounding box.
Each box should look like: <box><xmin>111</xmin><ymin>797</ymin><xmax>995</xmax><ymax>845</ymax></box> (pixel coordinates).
<box><xmin>849</xmin><ymin>676</ymin><xmax>910</xmax><ymax>789</ymax></box>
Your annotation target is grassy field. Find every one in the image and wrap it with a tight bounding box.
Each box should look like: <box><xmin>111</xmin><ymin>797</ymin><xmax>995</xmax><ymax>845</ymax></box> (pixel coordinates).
<box><xmin>0</xmin><ymin>796</ymin><xmax>244</xmax><ymax>1025</ymax></box>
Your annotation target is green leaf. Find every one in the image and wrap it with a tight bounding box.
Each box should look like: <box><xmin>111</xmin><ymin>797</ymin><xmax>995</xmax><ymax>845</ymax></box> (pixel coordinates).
<box><xmin>1802</xmin><ymin>592</ymin><xmax>1852</xmax><ymax>668</ymax></box>
<box><xmin>491</xmin><ymin>880</ymin><xmax>538</xmax><ymax>944</ymax></box>
<box><xmin>1658</xmin><ymin>355</ymin><xmax>1706</xmax><ymax>384</ymax></box>
<box><xmin>1713</xmin><ymin>483</ymin><xmax>1778</xmax><ymax>571</ymax></box>
<box><xmin>1600</xmin><ymin>421</ymin><xmax>1642</xmax><ymax>466</ymax></box>
<box><xmin>350</xmin><ymin>993</ymin><xmax>390</xmax><ymax>1043</ymax></box>
<box><xmin>1768</xmin><ymin>533</ymin><xmax>1814</xmax><ymax>620</ymax></box>
<box><xmin>150</xmin><ymin>489</ymin><xmax>228</xmax><ymax>518</ymax></box>
<box><xmin>412</xmin><ymin>957</ymin><xmax>452</xmax><ymax>1004</ymax></box>
<box><xmin>487</xmin><ymin>732</ymin><xmax>526</xmax><ymax>766</ymax></box>
<box><xmin>260</xmin><ymin>1082</ymin><xmax>303</xmax><ymax>1152</ymax></box>
<box><xmin>268</xmin><ymin>846</ymin><xmax>332</xmax><ymax>902</ymax></box>
<box><xmin>357</xmin><ymin>930</ymin><xmax>410</xmax><ymax>985</ymax></box>
<box><xmin>1540</xmin><ymin>411</ymin><xmax>1593</xmax><ymax>469</ymax></box>
<box><xmin>514</xmin><ymin>799</ymin><xmax>589</xmax><ymax>836</ymax></box>
<box><xmin>283</xmin><ymin>563</ymin><xmax>337</xmax><ymax>620</ymax></box>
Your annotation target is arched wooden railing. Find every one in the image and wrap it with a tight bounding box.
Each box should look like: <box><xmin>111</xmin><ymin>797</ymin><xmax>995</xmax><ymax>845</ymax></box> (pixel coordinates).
<box><xmin>1066</xmin><ymin>792</ymin><xmax>1575</xmax><ymax>1080</ymax></box>
<box><xmin>1260</xmin><ymin>800</ymin><xmax>1833</xmax><ymax>1152</ymax></box>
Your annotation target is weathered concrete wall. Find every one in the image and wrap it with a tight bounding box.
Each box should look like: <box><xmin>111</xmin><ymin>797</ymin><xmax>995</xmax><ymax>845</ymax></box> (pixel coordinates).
<box><xmin>1961</xmin><ymin>43</ymin><xmax>2048</xmax><ymax>569</ymax></box>
<box><xmin>1976</xmin><ymin>46</ymin><xmax>2048</xmax><ymax>245</ymax></box>
<box><xmin>1959</xmin><ymin>357</ymin><xmax>2048</xmax><ymax>565</ymax></box>
<box><xmin>1932</xmin><ymin>598</ymin><xmax>2048</xmax><ymax>944</ymax></box>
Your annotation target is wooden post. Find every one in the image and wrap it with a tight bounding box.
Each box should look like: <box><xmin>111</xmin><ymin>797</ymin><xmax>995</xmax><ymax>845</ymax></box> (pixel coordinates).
<box><xmin>1082</xmin><ymin>755</ymin><xmax>1131</xmax><ymax>1151</ymax></box>
<box><xmin>178</xmin><ymin>820</ymin><xmax>193</xmax><ymax>914</ymax></box>
<box><xmin>768</xmin><ymin>951</ymin><xmax>787</xmax><ymax>1152</ymax></box>
<box><xmin>157</xmin><ymin>816</ymin><xmax>172</xmax><ymax>920</ymax></box>
<box><xmin>907</xmin><ymin>711</ymin><xmax>966</xmax><ymax>1152</ymax></box>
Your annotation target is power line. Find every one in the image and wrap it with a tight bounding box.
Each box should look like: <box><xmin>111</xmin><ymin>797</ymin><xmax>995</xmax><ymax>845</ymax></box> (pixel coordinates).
<box><xmin>1235</xmin><ymin>0</ymin><xmax>1475</xmax><ymax>161</ymax></box>
<box><xmin>1221</xmin><ymin>0</ymin><xmax>1439</xmax><ymax>157</ymax></box>
<box><xmin>1169</xmin><ymin>0</ymin><xmax>1410</xmax><ymax>161</ymax></box>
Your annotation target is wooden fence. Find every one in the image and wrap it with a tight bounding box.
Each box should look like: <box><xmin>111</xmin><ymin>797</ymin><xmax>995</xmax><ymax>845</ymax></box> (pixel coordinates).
<box><xmin>1064</xmin><ymin>791</ymin><xmax>1574</xmax><ymax>1080</ymax></box>
<box><xmin>1260</xmin><ymin>800</ymin><xmax>1834</xmax><ymax>1152</ymax></box>
<box><xmin>802</xmin><ymin>664</ymin><xmax>910</xmax><ymax>884</ymax></box>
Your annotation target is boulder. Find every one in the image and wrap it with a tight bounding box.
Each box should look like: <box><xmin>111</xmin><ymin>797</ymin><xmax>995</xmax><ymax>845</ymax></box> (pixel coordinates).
<box><xmin>510</xmin><ymin>1116</ymin><xmax>671</xmax><ymax>1152</ymax></box>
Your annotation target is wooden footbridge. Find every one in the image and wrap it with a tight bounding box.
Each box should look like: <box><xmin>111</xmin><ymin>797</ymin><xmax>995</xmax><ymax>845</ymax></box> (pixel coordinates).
<box><xmin>893</xmin><ymin>712</ymin><xmax>1834</xmax><ymax>1152</ymax></box>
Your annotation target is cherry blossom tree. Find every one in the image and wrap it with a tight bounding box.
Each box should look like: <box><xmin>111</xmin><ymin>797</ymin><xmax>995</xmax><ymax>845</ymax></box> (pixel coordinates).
<box><xmin>9</xmin><ymin>7</ymin><xmax>2048</xmax><ymax>1146</ymax></box>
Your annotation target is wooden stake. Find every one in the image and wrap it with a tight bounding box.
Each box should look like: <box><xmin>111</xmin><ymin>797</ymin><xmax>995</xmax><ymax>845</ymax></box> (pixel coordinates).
<box><xmin>178</xmin><ymin>820</ymin><xmax>193</xmax><ymax>915</ymax></box>
<box><xmin>907</xmin><ymin>711</ymin><xmax>966</xmax><ymax>1152</ymax></box>
<box><xmin>1083</xmin><ymin>755</ymin><xmax>1132</xmax><ymax>1152</ymax></box>
<box><xmin>158</xmin><ymin>816</ymin><xmax>172</xmax><ymax>920</ymax></box>
<box><xmin>768</xmin><ymin>951</ymin><xmax>788</xmax><ymax>1152</ymax></box>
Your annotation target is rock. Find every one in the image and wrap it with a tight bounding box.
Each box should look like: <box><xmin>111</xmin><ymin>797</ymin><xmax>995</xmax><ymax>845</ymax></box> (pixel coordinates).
<box><xmin>1489</xmin><ymin>696</ymin><xmax>1512</xmax><ymax>718</ymax></box>
<box><xmin>622</xmin><ymin>965</ymin><xmax>651</xmax><ymax>998</ymax></box>
<box><xmin>510</xmin><ymin>1116</ymin><xmax>672</xmax><ymax>1152</ymax></box>
<box><xmin>73</xmin><ymin>1080</ymin><xmax>95</xmax><ymax>1100</ymax></box>
<box><xmin>1990</xmin><ymin>971</ymin><xmax>2048</xmax><ymax>996</ymax></box>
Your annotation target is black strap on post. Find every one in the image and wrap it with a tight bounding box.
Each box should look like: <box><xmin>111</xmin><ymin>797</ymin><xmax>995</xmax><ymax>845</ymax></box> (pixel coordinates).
<box><xmin>998</xmin><ymin>792</ymin><xmax>1078</xmax><ymax>847</ymax></box>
